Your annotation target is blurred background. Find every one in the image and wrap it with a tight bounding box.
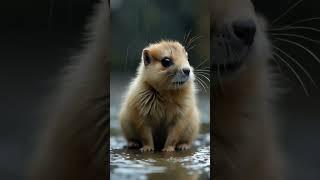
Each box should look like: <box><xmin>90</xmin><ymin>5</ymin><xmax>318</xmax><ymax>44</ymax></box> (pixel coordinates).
<box><xmin>110</xmin><ymin>0</ymin><xmax>210</xmax><ymax>71</ymax></box>
<box><xmin>0</xmin><ymin>0</ymin><xmax>319</xmax><ymax>179</ymax></box>
<box><xmin>0</xmin><ymin>0</ymin><xmax>101</xmax><ymax>179</ymax></box>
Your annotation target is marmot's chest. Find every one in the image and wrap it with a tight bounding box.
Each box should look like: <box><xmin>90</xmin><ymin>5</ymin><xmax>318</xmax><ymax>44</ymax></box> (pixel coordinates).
<box><xmin>136</xmin><ymin>89</ymin><xmax>186</xmax><ymax>124</ymax></box>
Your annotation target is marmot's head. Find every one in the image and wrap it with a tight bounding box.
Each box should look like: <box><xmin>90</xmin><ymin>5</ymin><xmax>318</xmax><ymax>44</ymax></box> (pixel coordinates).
<box><xmin>139</xmin><ymin>40</ymin><xmax>195</xmax><ymax>91</ymax></box>
<box><xmin>211</xmin><ymin>0</ymin><xmax>271</xmax><ymax>79</ymax></box>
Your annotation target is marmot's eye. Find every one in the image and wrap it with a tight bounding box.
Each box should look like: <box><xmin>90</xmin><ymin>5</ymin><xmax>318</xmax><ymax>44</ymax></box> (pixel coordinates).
<box><xmin>161</xmin><ymin>58</ymin><xmax>173</xmax><ymax>68</ymax></box>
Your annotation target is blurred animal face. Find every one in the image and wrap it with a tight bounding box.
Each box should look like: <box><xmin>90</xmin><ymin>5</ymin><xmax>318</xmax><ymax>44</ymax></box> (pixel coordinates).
<box><xmin>142</xmin><ymin>41</ymin><xmax>195</xmax><ymax>90</ymax></box>
<box><xmin>211</xmin><ymin>0</ymin><xmax>271</xmax><ymax>79</ymax></box>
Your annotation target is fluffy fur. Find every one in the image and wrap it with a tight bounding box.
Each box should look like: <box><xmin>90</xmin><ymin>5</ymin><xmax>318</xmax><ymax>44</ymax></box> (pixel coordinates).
<box><xmin>119</xmin><ymin>40</ymin><xmax>200</xmax><ymax>152</ymax></box>
<box><xmin>30</xmin><ymin>1</ymin><xmax>109</xmax><ymax>180</ymax></box>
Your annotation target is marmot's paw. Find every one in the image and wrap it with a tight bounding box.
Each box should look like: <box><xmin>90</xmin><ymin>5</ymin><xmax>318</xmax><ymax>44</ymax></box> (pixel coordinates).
<box><xmin>140</xmin><ymin>145</ymin><xmax>154</xmax><ymax>152</ymax></box>
<box><xmin>162</xmin><ymin>146</ymin><xmax>175</xmax><ymax>152</ymax></box>
<box><xmin>176</xmin><ymin>144</ymin><xmax>191</xmax><ymax>151</ymax></box>
<box><xmin>127</xmin><ymin>141</ymin><xmax>140</xmax><ymax>149</ymax></box>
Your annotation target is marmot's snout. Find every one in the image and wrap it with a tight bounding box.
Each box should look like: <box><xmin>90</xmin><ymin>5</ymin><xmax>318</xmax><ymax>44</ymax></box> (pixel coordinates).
<box><xmin>212</xmin><ymin>18</ymin><xmax>259</xmax><ymax>75</ymax></box>
<box><xmin>171</xmin><ymin>67</ymin><xmax>193</xmax><ymax>86</ymax></box>
<box><xmin>232</xmin><ymin>19</ymin><xmax>256</xmax><ymax>46</ymax></box>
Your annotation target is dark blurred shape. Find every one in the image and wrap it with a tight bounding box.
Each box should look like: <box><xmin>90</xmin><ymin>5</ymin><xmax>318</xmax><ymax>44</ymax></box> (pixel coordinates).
<box><xmin>0</xmin><ymin>1</ymin><xmax>101</xmax><ymax>180</ymax></box>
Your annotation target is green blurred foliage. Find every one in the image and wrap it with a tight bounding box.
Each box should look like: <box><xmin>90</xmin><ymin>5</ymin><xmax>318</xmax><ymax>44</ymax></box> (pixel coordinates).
<box><xmin>110</xmin><ymin>0</ymin><xmax>209</xmax><ymax>72</ymax></box>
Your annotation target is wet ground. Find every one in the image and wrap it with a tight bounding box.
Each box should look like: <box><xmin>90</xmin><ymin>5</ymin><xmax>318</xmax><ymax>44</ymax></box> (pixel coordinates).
<box><xmin>110</xmin><ymin>73</ymin><xmax>210</xmax><ymax>180</ymax></box>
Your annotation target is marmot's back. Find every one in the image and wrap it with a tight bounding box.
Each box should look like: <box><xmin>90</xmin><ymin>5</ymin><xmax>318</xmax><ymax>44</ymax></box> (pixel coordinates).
<box><xmin>30</xmin><ymin>2</ymin><xmax>109</xmax><ymax>180</ymax></box>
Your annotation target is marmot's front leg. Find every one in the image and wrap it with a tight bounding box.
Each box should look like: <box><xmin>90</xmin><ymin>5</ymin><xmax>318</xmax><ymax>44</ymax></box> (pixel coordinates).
<box><xmin>162</xmin><ymin>120</ymin><xmax>185</xmax><ymax>152</ymax></box>
<box><xmin>138</xmin><ymin>125</ymin><xmax>154</xmax><ymax>152</ymax></box>
<box><xmin>163</xmin><ymin>109</ymin><xmax>199</xmax><ymax>152</ymax></box>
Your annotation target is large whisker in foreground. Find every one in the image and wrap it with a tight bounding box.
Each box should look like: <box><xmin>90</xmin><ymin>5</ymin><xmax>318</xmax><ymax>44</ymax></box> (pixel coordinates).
<box><xmin>269</xmin><ymin>0</ymin><xmax>320</xmax><ymax>95</ymax></box>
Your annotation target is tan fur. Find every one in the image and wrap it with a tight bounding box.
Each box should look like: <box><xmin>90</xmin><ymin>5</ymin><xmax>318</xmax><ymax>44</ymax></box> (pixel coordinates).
<box><xmin>119</xmin><ymin>40</ymin><xmax>200</xmax><ymax>152</ymax></box>
<box><xmin>212</xmin><ymin>0</ymin><xmax>284</xmax><ymax>179</ymax></box>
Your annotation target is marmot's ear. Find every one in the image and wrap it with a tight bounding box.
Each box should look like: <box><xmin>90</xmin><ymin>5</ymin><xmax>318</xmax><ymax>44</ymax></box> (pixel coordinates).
<box><xmin>142</xmin><ymin>49</ymin><xmax>151</xmax><ymax>66</ymax></box>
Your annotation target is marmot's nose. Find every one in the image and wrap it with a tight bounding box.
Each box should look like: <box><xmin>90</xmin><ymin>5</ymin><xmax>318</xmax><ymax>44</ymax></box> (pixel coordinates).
<box><xmin>232</xmin><ymin>19</ymin><xmax>256</xmax><ymax>46</ymax></box>
<box><xmin>182</xmin><ymin>68</ymin><xmax>190</xmax><ymax>76</ymax></box>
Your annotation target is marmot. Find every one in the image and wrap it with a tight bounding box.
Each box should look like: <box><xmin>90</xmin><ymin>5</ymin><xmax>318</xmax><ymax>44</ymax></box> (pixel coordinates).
<box><xmin>211</xmin><ymin>0</ymin><xmax>284</xmax><ymax>179</ymax></box>
<box><xmin>119</xmin><ymin>40</ymin><xmax>200</xmax><ymax>152</ymax></box>
<box><xmin>29</xmin><ymin>1</ymin><xmax>109</xmax><ymax>180</ymax></box>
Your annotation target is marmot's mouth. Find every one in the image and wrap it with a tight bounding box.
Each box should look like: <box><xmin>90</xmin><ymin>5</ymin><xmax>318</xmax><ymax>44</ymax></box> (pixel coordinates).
<box><xmin>212</xmin><ymin>61</ymin><xmax>243</xmax><ymax>74</ymax></box>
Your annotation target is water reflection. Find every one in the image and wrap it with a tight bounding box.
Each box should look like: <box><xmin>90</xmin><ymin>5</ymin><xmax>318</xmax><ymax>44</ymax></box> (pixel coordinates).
<box><xmin>110</xmin><ymin>135</ymin><xmax>210</xmax><ymax>180</ymax></box>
